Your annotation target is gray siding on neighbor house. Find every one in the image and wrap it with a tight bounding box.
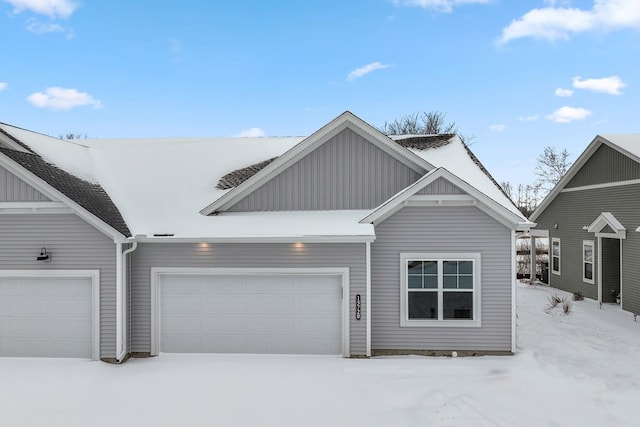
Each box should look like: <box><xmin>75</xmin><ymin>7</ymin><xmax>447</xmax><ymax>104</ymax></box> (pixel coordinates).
<box><xmin>566</xmin><ymin>144</ymin><xmax>640</xmax><ymax>188</ymax></box>
<box><xmin>0</xmin><ymin>165</ymin><xmax>50</xmax><ymax>202</ymax></box>
<box><xmin>0</xmin><ymin>214</ymin><xmax>117</xmax><ymax>358</ymax></box>
<box><xmin>416</xmin><ymin>177</ymin><xmax>466</xmax><ymax>195</ymax></box>
<box><xmin>227</xmin><ymin>128</ymin><xmax>422</xmax><ymax>211</ymax></box>
<box><xmin>535</xmin><ymin>184</ymin><xmax>640</xmax><ymax>314</ymax></box>
<box><xmin>129</xmin><ymin>243</ymin><xmax>367</xmax><ymax>356</ymax></box>
<box><xmin>370</xmin><ymin>206</ymin><xmax>513</xmax><ymax>352</ymax></box>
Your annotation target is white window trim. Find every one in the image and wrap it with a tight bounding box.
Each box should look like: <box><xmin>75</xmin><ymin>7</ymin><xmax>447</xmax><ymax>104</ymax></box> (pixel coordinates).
<box><xmin>583</xmin><ymin>240</ymin><xmax>595</xmax><ymax>284</ymax></box>
<box><xmin>551</xmin><ymin>238</ymin><xmax>561</xmax><ymax>275</ymax></box>
<box><xmin>400</xmin><ymin>252</ymin><xmax>481</xmax><ymax>328</ymax></box>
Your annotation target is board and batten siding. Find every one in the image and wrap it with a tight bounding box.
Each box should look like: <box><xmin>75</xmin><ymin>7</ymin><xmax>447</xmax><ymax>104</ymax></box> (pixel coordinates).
<box><xmin>0</xmin><ymin>214</ymin><xmax>117</xmax><ymax>358</ymax></box>
<box><xmin>416</xmin><ymin>177</ymin><xmax>465</xmax><ymax>195</ymax></box>
<box><xmin>0</xmin><ymin>165</ymin><xmax>50</xmax><ymax>202</ymax></box>
<box><xmin>227</xmin><ymin>128</ymin><xmax>421</xmax><ymax>212</ymax></box>
<box><xmin>370</xmin><ymin>206</ymin><xmax>513</xmax><ymax>352</ymax></box>
<box><xmin>535</xmin><ymin>185</ymin><xmax>640</xmax><ymax>314</ymax></box>
<box><xmin>566</xmin><ymin>144</ymin><xmax>640</xmax><ymax>188</ymax></box>
<box><xmin>129</xmin><ymin>243</ymin><xmax>367</xmax><ymax>356</ymax></box>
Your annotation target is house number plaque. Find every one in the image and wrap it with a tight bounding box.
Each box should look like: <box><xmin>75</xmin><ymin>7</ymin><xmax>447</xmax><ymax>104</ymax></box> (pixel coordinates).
<box><xmin>355</xmin><ymin>294</ymin><xmax>361</xmax><ymax>320</ymax></box>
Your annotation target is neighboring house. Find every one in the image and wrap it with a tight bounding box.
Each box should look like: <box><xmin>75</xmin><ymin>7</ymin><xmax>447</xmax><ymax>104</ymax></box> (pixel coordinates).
<box><xmin>0</xmin><ymin>112</ymin><xmax>530</xmax><ymax>362</ymax></box>
<box><xmin>530</xmin><ymin>134</ymin><xmax>640</xmax><ymax>317</ymax></box>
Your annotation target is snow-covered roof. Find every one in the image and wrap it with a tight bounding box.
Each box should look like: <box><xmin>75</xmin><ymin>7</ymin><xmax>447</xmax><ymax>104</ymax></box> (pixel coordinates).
<box><xmin>600</xmin><ymin>134</ymin><xmax>640</xmax><ymax>162</ymax></box>
<box><xmin>403</xmin><ymin>135</ymin><xmax>524</xmax><ymax>219</ymax></box>
<box><xmin>0</xmin><ymin>116</ymin><xmax>525</xmax><ymax>239</ymax></box>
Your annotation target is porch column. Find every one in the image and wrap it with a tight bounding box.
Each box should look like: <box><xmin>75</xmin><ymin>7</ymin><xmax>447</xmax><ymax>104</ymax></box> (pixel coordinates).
<box><xmin>530</xmin><ymin>235</ymin><xmax>536</xmax><ymax>283</ymax></box>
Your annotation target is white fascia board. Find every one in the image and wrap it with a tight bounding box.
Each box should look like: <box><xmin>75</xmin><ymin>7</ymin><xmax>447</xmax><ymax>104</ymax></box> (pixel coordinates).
<box><xmin>0</xmin><ymin>153</ymin><xmax>128</xmax><ymax>243</ymax></box>
<box><xmin>530</xmin><ymin>136</ymin><xmax>603</xmax><ymax>221</ymax></box>
<box><xmin>0</xmin><ymin>201</ymin><xmax>73</xmax><ymax>214</ymax></box>
<box><xmin>360</xmin><ymin>168</ymin><xmax>441</xmax><ymax>224</ymax></box>
<box><xmin>199</xmin><ymin>111</ymin><xmax>433</xmax><ymax>215</ymax></box>
<box><xmin>361</xmin><ymin>167</ymin><xmax>529</xmax><ymax>229</ymax></box>
<box><xmin>135</xmin><ymin>235</ymin><xmax>376</xmax><ymax>244</ymax></box>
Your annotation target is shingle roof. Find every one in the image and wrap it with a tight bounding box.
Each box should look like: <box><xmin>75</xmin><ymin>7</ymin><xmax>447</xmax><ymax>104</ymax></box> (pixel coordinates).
<box><xmin>0</xmin><ymin>127</ymin><xmax>35</xmax><ymax>153</ymax></box>
<box><xmin>216</xmin><ymin>157</ymin><xmax>277</xmax><ymax>190</ymax></box>
<box><xmin>392</xmin><ymin>134</ymin><xmax>456</xmax><ymax>150</ymax></box>
<box><xmin>0</xmin><ymin>148</ymin><xmax>131</xmax><ymax>237</ymax></box>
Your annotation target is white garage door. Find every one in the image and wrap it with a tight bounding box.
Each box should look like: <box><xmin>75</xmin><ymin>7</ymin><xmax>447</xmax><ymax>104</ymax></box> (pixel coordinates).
<box><xmin>0</xmin><ymin>276</ymin><xmax>94</xmax><ymax>358</ymax></box>
<box><xmin>160</xmin><ymin>274</ymin><xmax>343</xmax><ymax>355</ymax></box>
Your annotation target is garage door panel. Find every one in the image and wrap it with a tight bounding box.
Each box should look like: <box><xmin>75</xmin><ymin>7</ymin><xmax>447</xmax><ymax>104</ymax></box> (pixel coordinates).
<box><xmin>0</xmin><ymin>276</ymin><xmax>93</xmax><ymax>358</ymax></box>
<box><xmin>160</xmin><ymin>274</ymin><xmax>343</xmax><ymax>355</ymax></box>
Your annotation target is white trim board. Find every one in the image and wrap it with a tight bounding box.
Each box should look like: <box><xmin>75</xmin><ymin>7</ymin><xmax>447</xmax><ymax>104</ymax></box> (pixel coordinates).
<box><xmin>561</xmin><ymin>178</ymin><xmax>640</xmax><ymax>193</ymax></box>
<box><xmin>150</xmin><ymin>267</ymin><xmax>351</xmax><ymax>357</ymax></box>
<box><xmin>360</xmin><ymin>167</ymin><xmax>530</xmax><ymax>230</ymax></box>
<box><xmin>0</xmin><ymin>269</ymin><xmax>100</xmax><ymax>360</ymax></box>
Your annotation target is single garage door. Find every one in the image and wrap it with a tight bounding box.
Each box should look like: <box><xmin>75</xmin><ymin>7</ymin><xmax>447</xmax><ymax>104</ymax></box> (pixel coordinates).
<box><xmin>0</xmin><ymin>276</ymin><xmax>94</xmax><ymax>358</ymax></box>
<box><xmin>160</xmin><ymin>274</ymin><xmax>343</xmax><ymax>355</ymax></box>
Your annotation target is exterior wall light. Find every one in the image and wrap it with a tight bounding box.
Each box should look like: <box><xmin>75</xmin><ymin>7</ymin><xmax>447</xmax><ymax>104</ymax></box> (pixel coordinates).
<box><xmin>36</xmin><ymin>247</ymin><xmax>51</xmax><ymax>262</ymax></box>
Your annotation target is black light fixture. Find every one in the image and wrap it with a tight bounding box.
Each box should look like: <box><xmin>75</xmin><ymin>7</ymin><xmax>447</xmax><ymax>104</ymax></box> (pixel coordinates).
<box><xmin>36</xmin><ymin>247</ymin><xmax>50</xmax><ymax>262</ymax></box>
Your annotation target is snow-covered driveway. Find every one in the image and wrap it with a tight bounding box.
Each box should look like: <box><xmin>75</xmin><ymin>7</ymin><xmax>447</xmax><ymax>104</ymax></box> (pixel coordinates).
<box><xmin>2</xmin><ymin>283</ymin><xmax>639</xmax><ymax>427</ymax></box>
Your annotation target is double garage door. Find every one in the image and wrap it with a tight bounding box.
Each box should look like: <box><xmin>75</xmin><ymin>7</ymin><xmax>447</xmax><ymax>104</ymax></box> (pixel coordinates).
<box><xmin>159</xmin><ymin>273</ymin><xmax>344</xmax><ymax>355</ymax></box>
<box><xmin>0</xmin><ymin>274</ymin><xmax>95</xmax><ymax>359</ymax></box>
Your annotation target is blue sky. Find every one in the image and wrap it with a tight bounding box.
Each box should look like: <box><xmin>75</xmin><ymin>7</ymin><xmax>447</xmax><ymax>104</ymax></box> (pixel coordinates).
<box><xmin>0</xmin><ymin>0</ymin><xmax>638</xmax><ymax>187</ymax></box>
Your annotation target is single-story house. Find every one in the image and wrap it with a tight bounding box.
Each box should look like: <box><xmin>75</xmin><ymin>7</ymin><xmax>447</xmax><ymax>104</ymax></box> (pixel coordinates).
<box><xmin>0</xmin><ymin>112</ymin><xmax>531</xmax><ymax>361</ymax></box>
<box><xmin>530</xmin><ymin>134</ymin><xmax>640</xmax><ymax>317</ymax></box>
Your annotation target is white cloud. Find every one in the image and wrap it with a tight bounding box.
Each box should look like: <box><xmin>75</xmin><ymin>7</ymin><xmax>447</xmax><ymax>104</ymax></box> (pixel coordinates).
<box><xmin>2</xmin><ymin>0</ymin><xmax>77</xmax><ymax>18</ymax></box>
<box><xmin>394</xmin><ymin>0</ymin><xmax>491</xmax><ymax>13</ymax></box>
<box><xmin>0</xmin><ymin>82</ymin><xmax>7</xmax><ymax>91</ymax></box>
<box><xmin>489</xmin><ymin>124</ymin><xmax>506</xmax><ymax>132</ymax></box>
<box><xmin>518</xmin><ymin>115</ymin><xmax>539</xmax><ymax>122</ymax></box>
<box><xmin>545</xmin><ymin>106</ymin><xmax>592</xmax><ymax>123</ymax></box>
<box><xmin>498</xmin><ymin>0</ymin><xmax>640</xmax><ymax>44</ymax></box>
<box><xmin>26</xmin><ymin>87</ymin><xmax>102</xmax><ymax>110</ymax></box>
<box><xmin>554</xmin><ymin>87</ymin><xmax>574</xmax><ymax>97</ymax></box>
<box><xmin>572</xmin><ymin>75</ymin><xmax>626</xmax><ymax>95</ymax></box>
<box><xmin>236</xmin><ymin>127</ymin><xmax>266</xmax><ymax>137</ymax></box>
<box><xmin>26</xmin><ymin>18</ymin><xmax>64</xmax><ymax>34</ymax></box>
<box><xmin>347</xmin><ymin>62</ymin><xmax>390</xmax><ymax>81</ymax></box>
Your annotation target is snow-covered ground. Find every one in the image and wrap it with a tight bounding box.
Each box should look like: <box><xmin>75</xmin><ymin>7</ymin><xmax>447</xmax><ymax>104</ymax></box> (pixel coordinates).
<box><xmin>2</xmin><ymin>282</ymin><xmax>639</xmax><ymax>427</ymax></box>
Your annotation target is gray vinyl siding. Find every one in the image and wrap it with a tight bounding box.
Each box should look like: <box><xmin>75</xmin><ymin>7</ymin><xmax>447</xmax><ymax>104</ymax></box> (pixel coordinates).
<box><xmin>535</xmin><ymin>184</ymin><xmax>640</xmax><ymax>314</ymax></box>
<box><xmin>129</xmin><ymin>243</ymin><xmax>367</xmax><ymax>356</ymax></box>
<box><xmin>370</xmin><ymin>206</ymin><xmax>513</xmax><ymax>352</ymax></box>
<box><xmin>417</xmin><ymin>177</ymin><xmax>465</xmax><ymax>195</ymax></box>
<box><xmin>0</xmin><ymin>214</ymin><xmax>117</xmax><ymax>358</ymax></box>
<box><xmin>566</xmin><ymin>144</ymin><xmax>640</xmax><ymax>188</ymax></box>
<box><xmin>228</xmin><ymin>128</ymin><xmax>421</xmax><ymax>211</ymax></box>
<box><xmin>0</xmin><ymin>165</ymin><xmax>50</xmax><ymax>202</ymax></box>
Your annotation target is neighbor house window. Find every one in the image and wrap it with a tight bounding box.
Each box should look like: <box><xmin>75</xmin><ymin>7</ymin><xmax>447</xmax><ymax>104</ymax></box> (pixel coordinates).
<box><xmin>400</xmin><ymin>253</ymin><xmax>481</xmax><ymax>327</ymax></box>
<box><xmin>583</xmin><ymin>240</ymin><xmax>594</xmax><ymax>284</ymax></box>
<box><xmin>551</xmin><ymin>238</ymin><xmax>561</xmax><ymax>275</ymax></box>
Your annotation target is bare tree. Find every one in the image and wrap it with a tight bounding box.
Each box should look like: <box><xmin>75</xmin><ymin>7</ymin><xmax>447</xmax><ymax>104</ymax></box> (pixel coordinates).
<box><xmin>59</xmin><ymin>133</ymin><xmax>88</xmax><ymax>140</ymax></box>
<box><xmin>382</xmin><ymin>111</ymin><xmax>474</xmax><ymax>144</ymax></box>
<box><xmin>535</xmin><ymin>146</ymin><xmax>571</xmax><ymax>192</ymax></box>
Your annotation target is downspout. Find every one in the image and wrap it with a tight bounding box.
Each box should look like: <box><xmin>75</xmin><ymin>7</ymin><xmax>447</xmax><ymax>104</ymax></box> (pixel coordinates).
<box><xmin>365</xmin><ymin>241</ymin><xmax>371</xmax><ymax>357</ymax></box>
<box><xmin>116</xmin><ymin>238</ymin><xmax>138</xmax><ymax>363</ymax></box>
<box><xmin>511</xmin><ymin>230</ymin><xmax>517</xmax><ymax>354</ymax></box>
